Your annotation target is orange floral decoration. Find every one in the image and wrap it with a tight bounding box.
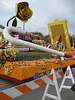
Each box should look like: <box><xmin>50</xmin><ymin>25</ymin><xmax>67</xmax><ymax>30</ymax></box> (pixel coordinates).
<box><xmin>3</xmin><ymin>58</ymin><xmax>63</xmax><ymax>75</ymax></box>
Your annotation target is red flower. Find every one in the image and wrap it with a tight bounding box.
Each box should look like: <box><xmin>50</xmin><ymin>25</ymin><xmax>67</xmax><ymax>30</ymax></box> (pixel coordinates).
<box><xmin>3</xmin><ymin>56</ymin><xmax>5</xmax><ymax>58</ymax></box>
<box><xmin>1</xmin><ymin>49</ymin><xmax>3</xmax><ymax>52</ymax></box>
<box><xmin>11</xmin><ymin>55</ymin><xmax>14</xmax><ymax>57</ymax></box>
<box><xmin>3</xmin><ymin>61</ymin><xmax>5</xmax><ymax>63</ymax></box>
<box><xmin>9</xmin><ymin>53</ymin><xmax>11</xmax><ymax>55</ymax></box>
<box><xmin>1</xmin><ymin>57</ymin><xmax>2</xmax><ymax>59</ymax></box>
<box><xmin>6</xmin><ymin>52</ymin><xmax>8</xmax><ymax>54</ymax></box>
<box><xmin>8</xmin><ymin>55</ymin><xmax>10</xmax><ymax>57</ymax></box>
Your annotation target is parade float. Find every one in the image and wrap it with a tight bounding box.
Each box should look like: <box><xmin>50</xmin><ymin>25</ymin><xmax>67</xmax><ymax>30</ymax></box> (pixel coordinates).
<box><xmin>0</xmin><ymin>2</ymin><xmax>75</xmax><ymax>84</ymax></box>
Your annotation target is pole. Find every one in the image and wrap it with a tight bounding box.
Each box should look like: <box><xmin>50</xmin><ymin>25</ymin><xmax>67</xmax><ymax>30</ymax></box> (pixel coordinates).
<box><xmin>23</xmin><ymin>22</ymin><xmax>25</xmax><ymax>31</ymax></box>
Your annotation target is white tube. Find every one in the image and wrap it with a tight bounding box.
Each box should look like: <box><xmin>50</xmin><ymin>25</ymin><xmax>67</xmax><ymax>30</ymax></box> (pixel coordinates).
<box><xmin>3</xmin><ymin>26</ymin><xmax>65</xmax><ymax>56</ymax></box>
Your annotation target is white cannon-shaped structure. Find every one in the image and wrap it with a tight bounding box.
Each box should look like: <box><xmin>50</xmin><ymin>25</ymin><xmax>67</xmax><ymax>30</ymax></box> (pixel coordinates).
<box><xmin>3</xmin><ymin>26</ymin><xmax>72</xmax><ymax>58</ymax></box>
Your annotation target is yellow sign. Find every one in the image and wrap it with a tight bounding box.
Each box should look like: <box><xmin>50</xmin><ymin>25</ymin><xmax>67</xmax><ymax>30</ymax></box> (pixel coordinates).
<box><xmin>48</xmin><ymin>19</ymin><xmax>72</xmax><ymax>50</ymax></box>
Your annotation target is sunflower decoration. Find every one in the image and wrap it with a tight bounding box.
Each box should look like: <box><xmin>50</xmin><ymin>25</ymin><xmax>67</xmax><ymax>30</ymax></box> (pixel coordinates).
<box><xmin>7</xmin><ymin>2</ymin><xmax>33</xmax><ymax>26</ymax></box>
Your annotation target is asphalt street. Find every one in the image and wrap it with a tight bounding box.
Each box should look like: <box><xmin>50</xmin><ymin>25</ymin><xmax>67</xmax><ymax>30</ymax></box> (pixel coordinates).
<box><xmin>12</xmin><ymin>78</ymin><xmax>75</xmax><ymax>100</ymax></box>
<box><xmin>0</xmin><ymin>76</ymin><xmax>75</xmax><ymax>100</ymax></box>
<box><xmin>0</xmin><ymin>78</ymin><xmax>18</xmax><ymax>91</ymax></box>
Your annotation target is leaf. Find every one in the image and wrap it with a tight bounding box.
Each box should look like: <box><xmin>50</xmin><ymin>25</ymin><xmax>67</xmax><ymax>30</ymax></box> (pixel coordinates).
<box><xmin>12</xmin><ymin>18</ymin><xmax>17</xmax><ymax>27</ymax></box>
<box><xmin>0</xmin><ymin>25</ymin><xmax>5</xmax><ymax>29</ymax></box>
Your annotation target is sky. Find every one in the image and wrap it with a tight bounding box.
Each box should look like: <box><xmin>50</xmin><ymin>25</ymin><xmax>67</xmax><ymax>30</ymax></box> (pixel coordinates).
<box><xmin>0</xmin><ymin>0</ymin><xmax>75</xmax><ymax>36</ymax></box>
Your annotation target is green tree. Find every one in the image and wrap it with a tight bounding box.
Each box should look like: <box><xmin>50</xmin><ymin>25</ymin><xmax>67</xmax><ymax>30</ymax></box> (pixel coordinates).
<box><xmin>69</xmin><ymin>34</ymin><xmax>75</xmax><ymax>47</ymax></box>
<box><xmin>70</xmin><ymin>35</ymin><xmax>73</xmax><ymax>47</ymax></box>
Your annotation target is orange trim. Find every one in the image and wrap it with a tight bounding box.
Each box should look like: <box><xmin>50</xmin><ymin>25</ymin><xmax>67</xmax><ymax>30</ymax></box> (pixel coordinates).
<box><xmin>15</xmin><ymin>84</ymin><xmax>32</xmax><ymax>93</ymax></box>
<box><xmin>58</xmin><ymin>71</ymin><xmax>63</xmax><ymax>77</ymax></box>
<box><xmin>0</xmin><ymin>92</ymin><xmax>12</xmax><ymax>100</ymax></box>
<box><xmin>66</xmin><ymin>73</ymin><xmax>68</xmax><ymax>76</ymax></box>
<box><xmin>34</xmin><ymin>79</ymin><xmax>46</xmax><ymax>86</ymax></box>
<box><xmin>71</xmin><ymin>69</ymin><xmax>73</xmax><ymax>74</ymax></box>
<box><xmin>48</xmin><ymin>74</ymin><xmax>53</xmax><ymax>81</ymax></box>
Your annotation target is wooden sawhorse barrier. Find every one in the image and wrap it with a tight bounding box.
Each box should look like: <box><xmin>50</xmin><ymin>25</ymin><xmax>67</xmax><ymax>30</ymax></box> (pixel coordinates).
<box><xmin>42</xmin><ymin>66</ymin><xmax>75</xmax><ymax>100</ymax></box>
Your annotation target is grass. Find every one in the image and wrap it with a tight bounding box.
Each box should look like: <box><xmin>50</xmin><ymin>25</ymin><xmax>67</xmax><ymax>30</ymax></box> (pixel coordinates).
<box><xmin>16</xmin><ymin>51</ymin><xmax>52</xmax><ymax>61</ymax></box>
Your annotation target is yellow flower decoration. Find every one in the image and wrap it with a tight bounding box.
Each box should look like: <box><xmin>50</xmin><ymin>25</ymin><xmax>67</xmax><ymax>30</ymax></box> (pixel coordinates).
<box><xmin>15</xmin><ymin>2</ymin><xmax>33</xmax><ymax>22</ymax></box>
<box><xmin>7</xmin><ymin>2</ymin><xmax>33</xmax><ymax>26</ymax></box>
